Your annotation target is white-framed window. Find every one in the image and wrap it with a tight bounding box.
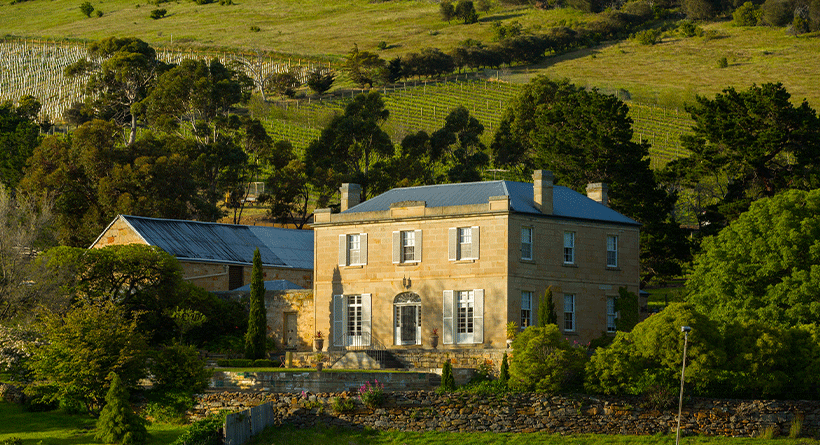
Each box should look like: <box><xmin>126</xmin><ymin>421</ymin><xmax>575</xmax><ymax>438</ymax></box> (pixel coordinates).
<box><xmin>563</xmin><ymin>232</ymin><xmax>575</xmax><ymax>264</ymax></box>
<box><xmin>521</xmin><ymin>227</ymin><xmax>533</xmax><ymax>260</ymax></box>
<box><xmin>521</xmin><ymin>291</ymin><xmax>532</xmax><ymax>328</ymax></box>
<box><xmin>442</xmin><ymin>289</ymin><xmax>484</xmax><ymax>345</ymax></box>
<box><xmin>448</xmin><ymin>226</ymin><xmax>480</xmax><ymax>261</ymax></box>
<box><xmin>607</xmin><ymin>235</ymin><xmax>618</xmax><ymax>268</ymax></box>
<box><xmin>339</xmin><ymin>233</ymin><xmax>367</xmax><ymax>266</ymax></box>
<box><xmin>333</xmin><ymin>294</ymin><xmax>371</xmax><ymax>347</ymax></box>
<box><xmin>564</xmin><ymin>294</ymin><xmax>575</xmax><ymax>332</ymax></box>
<box><xmin>606</xmin><ymin>296</ymin><xmax>617</xmax><ymax>333</ymax></box>
<box><xmin>393</xmin><ymin>230</ymin><xmax>422</xmax><ymax>264</ymax></box>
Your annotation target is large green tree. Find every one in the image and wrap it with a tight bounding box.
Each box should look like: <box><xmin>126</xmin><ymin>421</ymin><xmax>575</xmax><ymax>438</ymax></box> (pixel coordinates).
<box><xmin>343</xmin><ymin>44</ymin><xmax>386</xmax><ymax>88</ymax></box>
<box><xmin>0</xmin><ymin>96</ymin><xmax>43</xmax><ymax>188</ymax></box>
<box><xmin>430</xmin><ymin>106</ymin><xmax>490</xmax><ymax>182</ymax></box>
<box><xmin>491</xmin><ymin>76</ymin><xmax>689</xmax><ymax>283</ymax></box>
<box><xmin>686</xmin><ymin>189</ymin><xmax>820</xmax><ymax>328</ymax></box>
<box><xmin>304</xmin><ymin>91</ymin><xmax>393</xmax><ymax>199</ymax></box>
<box><xmin>244</xmin><ymin>248</ymin><xmax>266</xmax><ymax>360</ymax></box>
<box><xmin>663</xmin><ymin>83</ymin><xmax>820</xmax><ymax>235</ymax></box>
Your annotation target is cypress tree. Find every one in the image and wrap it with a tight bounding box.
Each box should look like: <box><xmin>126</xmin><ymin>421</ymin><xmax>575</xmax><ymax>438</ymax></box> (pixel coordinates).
<box><xmin>538</xmin><ymin>286</ymin><xmax>557</xmax><ymax>327</ymax></box>
<box><xmin>95</xmin><ymin>372</ymin><xmax>148</xmax><ymax>445</ymax></box>
<box><xmin>244</xmin><ymin>248</ymin><xmax>267</xmax><ymax>360</ymax></box>
<box><xmin>440</xmin><ymin>360</ymin><xmax>456</xmax><ymax>391</ymax></box>
<box><xmin>499</xmin><ymin>353</ymin><xmax>510</xmax><ymax>385</ymax></box>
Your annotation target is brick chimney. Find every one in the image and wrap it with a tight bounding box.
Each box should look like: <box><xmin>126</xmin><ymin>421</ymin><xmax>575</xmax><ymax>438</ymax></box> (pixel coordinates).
<box><xmin>586</xmin><ymin>183</ymin><xmax>609</xmax><ymax>207</ymax></box>
<box><xmin>340</xmin><ymin>183</ymin><xmax>361</xmax><ymax>212</ymax></box>
<box><xmin>532</xmin><ymin>170</ymin><xmax>554</xmax><ymax>215</ymax></box>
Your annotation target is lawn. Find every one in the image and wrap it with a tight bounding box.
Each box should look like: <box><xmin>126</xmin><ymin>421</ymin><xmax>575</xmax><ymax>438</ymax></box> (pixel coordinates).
<box><xmin>249</xmin><ymin>423</ymin><xmax>820</xmax><ymax>445</ymax></box>
<box><xmin>0</xmin><ymin>402</ymin><xmax>187</xmax><ymax>445</ymax></box>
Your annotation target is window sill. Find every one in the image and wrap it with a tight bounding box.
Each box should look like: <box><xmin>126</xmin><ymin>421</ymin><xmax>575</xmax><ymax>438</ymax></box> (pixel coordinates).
<box><xmin>606</xmin><ymin>266</ymin><xmax>621</xmax><ymax>271</ymax></box>
<box><xmin>562</xmin><ymin>331</ymin><xmax>578</xmax><ymax>336</ymax></box>
<box><xmin>342</xmin><ymin>264</ymin><xmax>364</xmax><ymax>269</ymax></box>
<box><xmin>562</xmin><ymin>263</ymin><xmax>578</xmax><ymax>268</ymax></box>
<box><xmin>451</xmin><ymin>258</ymin><xmax>477</xmax><ymax>263</ymax></box>
<box><xmin>520</xmin><ymin>259</ymin><xmax>535</xmax><ymax>264</ymax></box>
<box><xmin>396</xmin><ymin>261</ymin><xmax>420</xmax><ymax>267</ymax></box>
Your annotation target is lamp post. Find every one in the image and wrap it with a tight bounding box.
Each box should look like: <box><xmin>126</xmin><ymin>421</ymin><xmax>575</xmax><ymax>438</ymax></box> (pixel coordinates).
<box><xmin>676</xmin><ymin>326</ymin><xmax>691</xmax><ymax>445</ymax></box>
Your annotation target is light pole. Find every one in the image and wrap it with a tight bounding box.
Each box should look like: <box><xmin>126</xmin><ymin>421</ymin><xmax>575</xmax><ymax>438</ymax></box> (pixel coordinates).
<box><xmin>676</xmin><ymin>326</ymin><xmax>691</xmax><ymax>445</ymax></box>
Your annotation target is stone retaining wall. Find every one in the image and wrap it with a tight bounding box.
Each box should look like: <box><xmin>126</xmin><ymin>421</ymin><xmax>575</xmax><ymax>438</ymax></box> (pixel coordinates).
<box><xmin>195</xmin><ymin>391</ymin><xmax>820</xmax><ymax>438</ymax></box>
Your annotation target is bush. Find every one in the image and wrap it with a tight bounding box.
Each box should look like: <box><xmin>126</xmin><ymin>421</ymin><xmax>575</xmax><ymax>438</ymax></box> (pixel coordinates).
<box><xmin>143</xmin><ymin>390</ymin><xmax>194</xmax><ymax>424</ymax></box>
<box><xmin>150</xmin><ymin>343</ymin><xmax>211</xmax><ymax>393</ymax></box>
<box><xmin>633</xmin><ymin>28</ymin><xmax>662</xmax><ymax>44</ymax></box>
<box><xmin>440</xmin><ymin>361</ymin><xmax>456</xmax><ymax>391</ymax></box>
<box><xmin>761</xmin><ymin>0</ymin><xmax>794</xmax><ymax>25</ymax></box>
<box><xmin>678</xmin><ymin>20</ymin><xmax>703</xmax><ymax>36</ymax></box>
<box><xmin>1</xmin><ymin>438</ymin><xmax>22</xmax><ymax>445</ymax></box>
<box><xmin>95</xmin><ymin>9</ymin><xmax>103</xmax><ymax>17</ymax></box>
<box><xmin>331</xmin><ymin>396</ymin><xmax>354</xmax><ymax>413</ymax></box>
<box><xmin>357</xmin><ymin>380</ymin><xmax>385</xmax><ymax>409</ymax></box>
<box><xmin>95</xmin><ymin>373</ymin><xmax>148</xmax><ymax>445</ymax></box>
<box><xmin>499</xmin><ymin>353</ymin><xmax>509</xmax><ymax>384</ymax></box>
<box><xmin>215</xmin><ymin>359</ymin><xmax>253</xmax><ymax>367</ymax></box>
<box><xmin>508</xmin><ymin>325</ymin><xmax>588</xmax><ymax>393</ymax></box>
<box><xmin>306</xmin><ymin>68</ymin><xmax>335</xmax><ymax>95</ymax></box>
<box><xmin>252</xmin><ymin>359</ymin><xmax>275</xmax><ymax>367</ymax></box>
<box><xmin>733</xmin><ymin>1</ymin><xmax>762</xmax><ymax>25</ymax></box>
<box><xmin>717</xmin><ymin>56</ymin><xmax>729</xmax><ymax>67</ymax></box>
<box><xmin>171</xmin><ymin>414</ymin><xmax>225</xmax><ymax>445</ymax></box>
<box><xmin>150</xmin><ymin>8</ymin><xmax>166</xmax><ymax>19</ymax></box>
<box><xmin>80</xmin><ymin>1</ymin><xmax>94</xmax><ymax>17</ymax></box>
<box><xmin>250</xmin><ymin>25</ymin><xmax>260</xmax><ymax>32</ymax></box>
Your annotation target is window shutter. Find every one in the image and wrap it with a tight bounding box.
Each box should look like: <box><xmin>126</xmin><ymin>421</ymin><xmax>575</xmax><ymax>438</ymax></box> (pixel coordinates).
<box><xmin>361</xmin><ymin>293</ymin><xmax>372</xmax><ymax>347</ymax></box>
<box><xmin>443</xmin><ymin>290</ymin><xmax>454</xmax><ymax>344</ymax></box>
<box><xmin>333</xmin><ymin>294</ymin><xmax>345</xmax><ymax>346</ymax></box>
<box><xmin>415</xmin><ymin>229</ymin><xmax>422</xmax><ymax>262</ymax></box>
<box><xmin>361</xmin><ymin>233</ymin><xmax>368</xmax><ymax>265</ymax></box>
<box><xmin>473</xmin><ymin>289</ymin><xmax>484</xmax><ymax>344</ymax></box>
<box><xmin>338</xmin><ymin>235</ymin><xmax>347</xmax><ymax>266</ymax></box>
<box><xmin>392</xmin><ymin>231</ymin><xmax>400</xmax><ymax>264</ymax></box>
<box><xmin>448</xmin><ymin>228</ymin><xmax>457</xmax><ymax>261</ymax></box>
<box><xmin>472</xmin><ymin>226</ymin><xmax>480</xmax><ymax>259</ymax></box>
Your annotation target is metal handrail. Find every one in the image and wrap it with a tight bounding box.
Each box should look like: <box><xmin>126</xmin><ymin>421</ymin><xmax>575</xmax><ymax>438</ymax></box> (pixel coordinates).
<box><xmin>329</xmin><ymin>332</ymin><xmax>389</xmax><ymax>368</ymax></box>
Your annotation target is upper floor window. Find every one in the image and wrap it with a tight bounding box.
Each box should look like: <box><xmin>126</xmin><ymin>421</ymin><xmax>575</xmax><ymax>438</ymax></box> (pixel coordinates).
<box><xmin>393</xmin><ymin>230</ymin><xmax>422</xmax><ymax>263</ymax></box>
<box><xmin>607</xmin><ymin>235</ymin><xmax>618</xmax><ymax>268</ymax></box>
<box><xmin>521</xmin><ymin>291</ymin><xmax>532</xmax><ymax>328</ymax></box>
<box><xmin>564</xmin><ymin>294</ymin><xmax>576</xmax><ymax>332</ymax></box>
<box><xmin>563</xmin><ymin>232</ymin><xmax>575</xmax><ymax>264</ymax></box>
<box><xmin>521</xmin><ymin>227</ymin><xmax>533</xmax><ymax>260</ymax></box>
<box><xmin>449</xmin><ymin>226</ymin><xmax>480</xmax><ymax>261</ymax></box>
<box><xmin>339</xmin><ymin>233</ymin><xmax>367</xmax><ymax>266</ymax></box>
<box><xmin>606</xmin><ymin>296</ymin><xmax>617</xmax><ymax>333</ymax></box>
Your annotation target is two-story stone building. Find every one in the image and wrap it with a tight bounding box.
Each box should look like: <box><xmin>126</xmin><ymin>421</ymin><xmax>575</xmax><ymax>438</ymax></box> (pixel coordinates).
<box><xmin>312</xmin><ymin>171</ymin><xmax>641</xmax><ymax>350</ymax></box>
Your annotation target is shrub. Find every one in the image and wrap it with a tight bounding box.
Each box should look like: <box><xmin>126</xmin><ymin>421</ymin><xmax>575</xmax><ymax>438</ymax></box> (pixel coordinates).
<box><xmin>143</xmin><ymin>390</ymin><xmax>194</xmax><ymax>424</ymax></box>
<box><xmin>215</xmin><ymin>359</ymin><xmax>253</xmax><ymax>367</ymax></box>
<box><xmin>357</xmin><ymin>380</ymin><xmax>385</xmax><ymax>409</ymax></box>
<box><xmin>508</xmin><ymin>325</ymin><xmax>588</xmax><ymax>393</ymax></box>
<box><xmin>761</xmin><ymin>0</ymin><xmax>794</xmax><ymax>25</ymax></box>
<box><xmin>95</xmin><ymin>9</ymin><xmax>103</xmax><ymax>17</ymax></box>
<box><xmin>440</xmin><ymin>0</ymin><xmax>456</xmax><ymax>22</ymax></box>
<box><xmin>733</xmin><ymin>1</ymin><xmax>762</xmax><ymax>25</ymax></box>
<box><xmin>150</xmin><ymin>343</ymin><xmax>211</xmax><ymax>393</ymax></box>
<box><xmin>95</xmin><ymin>373</ymin><xmax>148</xmax><ymax>445</ymax></box>
<box><xmin>80</xmin><ymin>1</ymin><xmax>94</xmax><ymax>17</ymax></box>
<box><xmin>377</xmin><ymin>41</ymin><xmax>388</xmax><ymax>50</ymax></box>
<box><xmin>440</xmin><ymin>361</ymin><xmax>456</xmax><ymax>391</ymax></box>
<box><xmin>171</xmin><ymin>414</ymin><xmax>225</xmax><ymax>445</ymax></box>
<box><xmin>499</xmin><ymin>353</ymin><xmax>509</xmax><ymax>384</ymax></box>
<box><xmin>252</xmin><ymin>359</ymin><xmax>275</xmax><ymax>367</ymax></box>
<box><xmin>331</xmin><ymin>396</ymin><xmax>354</xmax><ymax>413</ymax></box>
<box><xmin>150</xmin><ymin>8</ymin><xmax>166</xmax><ymax>19</ymax></box>
<box><xmin>678</xmin><ymin>20</ymin><xmax>703</xmax><ymax>36</ymax></box>
<box><xmin>1</xmin><ymin>438</ymin><xmax>22</xmax><ymax>445</ymax></box>
<box><xmin>633</xmin><ymin>28</ymin><xmax>662</xmax><ymax>44</ymax></box>
<box><xmin>306</xmin><ymin>68</ymin><xmax>335</xmax><ymax>95</ymax></box>
<box><xmin>717</xmin><ymin>56</ymin><xmax>728</xmax><ymax>67</ymax></box>
<box><xmin>250</xmin><ymin>25</ymin><xmax>260</xmax><ymax>32</ymax></box>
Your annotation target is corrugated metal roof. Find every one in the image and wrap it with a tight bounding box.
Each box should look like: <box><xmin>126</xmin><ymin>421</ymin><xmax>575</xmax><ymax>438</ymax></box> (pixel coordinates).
<box><xmin>230</xmin><ymin>279</ymin><xmax>304</xmax><ymax>292</ymax></box>
<box><xmin>345</xmin><ymin>180</ymin><xmax>639</xmax><ymax>226</ymax></box>
<box><xmin>121</xmin><ymin>215</ymin><xmax>313</xmax><ymax>269</ymax></box>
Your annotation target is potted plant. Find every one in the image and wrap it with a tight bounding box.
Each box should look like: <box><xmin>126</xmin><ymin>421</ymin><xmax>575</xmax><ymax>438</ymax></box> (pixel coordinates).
<box><xmin>506</xmin><ymin>322</ymin><xmax>518</xmax><ymax>348</ymax></box>
<box><xmin>429</xmin><ymin>328</ymin><xmax>439</xmax><ymax>349</ymax></box>
<box><xmin>313</xmin><ymin>331</ymin><xmax>324</xmax><ymax>352</ymax></box>
<box><xmin>313</xmin><ymin>353</ymin><xmax>327</xmax><ymax>371</ymax></box>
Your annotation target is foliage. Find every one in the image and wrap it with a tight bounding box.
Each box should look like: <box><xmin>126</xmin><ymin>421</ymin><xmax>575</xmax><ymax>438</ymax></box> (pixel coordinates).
<box><xmin>343</xmin><ymin>44</ymin><xmax>386</xmax><ymax>88</ymax></box>
<box><xmin>169</xmin><ymin>307</ymin><xmax>207</xmax><ymax>343</ymax></box>
<box><xmin>358</xmin><ymin>379</ymin><xmax>385</xmax><ymax>409</ymax></box>
<box><xmin>760</xmin><ymin>0</ymin><xmax>794</xmax><ymax>25</ymax></box>
<box><xmin>26</xmin><ymin>300</ymin><xmax>148</xmax><ymax>414</ymax></box>
<box><xmin>304</xmin><ymin>91</ymin><xmax>393</xmax><ymax>199</ymax></box>
<box><xmin>440</xmin><ymin>361</ymin><xmax>456</xmax><ymax>391</ymax></box>
<box><xmin>150</xmin><ymin>8</ymin><xmax>167</xmax><ymax>19</ymax></box>
<box><xmin>733</xmin><ymin>1</ymin><xmax>762</xmax><ymax>25</ymax></box>
<box><xmin>663</xmin><ymin>83</ymin><xmax>820</xmax><ymax>235</ymax></box>
<box><xmin>331</xmin><ymin>396</ymin><xmax>354</xmax><ymax>413</ymax></box>
<box><xmin>455</xmin><ymin>0</ymin><xmax>479</xmax><ymax>24</ymax></box>
<box><xmin>306</xmin><ymin>68</ymin><xmax>335</xmax><ymax>95</ymax></box>
<box><xmin>244</xmin><ymin>248</ymin><xmax>267</xmax><ymax>360</ymax></box>
<box><xmin>0</xmin><ymin>323</ymin><xmax>42</xmax><ymax>381</ymax></box>
<box><xmin>584</xmin><ymin>303</ymin><xmax>725</xmax><ymax>397</ymax></box>
<box><xmin>265</xmin><ymin>71</ymin><xmax>300</xmax><ymax>98</ymax></box>
<box><xmin>615</xmin><ymin>287</ymin><xmax>640</xmax><ymax>332</ymax></box>
<box><xmin>170</xmin><ymin>413</ymin><xmax>225</xmax><ymax>445</ymax></box>
<box><xmin>633</xmin><ymin>28</ymin><xmax>662</xmax><ymax>44</ymax></box>
<box><xmin>428</xmin><ymin>106</ymin><xmax>489</xmax><ymax>182</ymax></box>
<box><xmin>0</xmin><ymin>185</ymin><xmax>59</xmax><ymax>322</ymax></box>
<box><xmin>686</xmin><ymin>189</ymin><xmax>820</xmax><ymax>328</ymax></box>
<box><xmin>508</xmin><ymin>325</ymin><xmax>587</xmax><ymax>393</ymax></box>
<box><xmin>0</xmin><ymin>96</ymin><xmax>43</xmax><ymax>188</ymax></box>
<box><xmin>499</xmin><ymin>353</ymin><xmax>509</xmax><ymax>385</ymax></box>
<box><xmin>80</xmin><ymin>1</ymin><xmax>94</xmax><ymax>17</ymax></box>
<box><xmin>440</xmin><ymin>0</ymin><xmax>456</xmax><ymax>22</ymax></box>
<box><xmin>537</xmin><ymin>287</ymin><xmax>557</xmax><ymax>327</ymax></box>
<box><xmin>150</xmin><ymin>343</ymin><xmax>211</xmax><ymax>393</ymax></box>
<box><xmin>215</xmin><ymin>359</ymin><xmax>254</xmax><ymax>367</ymax></box>
<box><xmin>492</xmin><ymin>76</ymin><xmax>689</xmax><ymax>285</ymax></box>
<box><xmin>506</xmin><ymin>322</ymin><xmax>518</xmax><ymax>340</ymax></box>
<box><xmin>142</xmin><ymin>390</ymin><xmax>194</xmax><ymax>424</ymax></box>
<box><xmin>95</xmin><ymin>372</ymin><xmax>148</xmax><ymax>445</ymax></box>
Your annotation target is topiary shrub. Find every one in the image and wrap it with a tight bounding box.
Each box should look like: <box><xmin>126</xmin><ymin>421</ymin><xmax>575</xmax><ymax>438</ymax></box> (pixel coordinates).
<box><xmin>95</xmin><ymin>372</ymin><xmax>148</xmax><ymax>445</ymax></box>
<box><xmin>498</xmin><ymin>353</ymin><xmax>509</xmax><ymax>385</ymax></box>
<box><xmin>440</xmin><ymin>360</ymin><xmax>456</xmax><ymax>392</ymax></box>
<box><xmin>508</xmin><ymin>325</ymin><xmax>587</xmax><ymax>393</ymax></box>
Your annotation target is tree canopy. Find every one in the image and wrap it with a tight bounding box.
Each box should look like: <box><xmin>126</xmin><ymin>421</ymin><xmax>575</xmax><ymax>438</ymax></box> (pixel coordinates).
<box><xmin>686</xmin><ymin>188</ymin><xmax>820</xmax><ymax>327</ymax></box>
<box><xmin>0</xmin><ymin>96</ymin><xmax>43</xmax><ymax>188</ymax></box>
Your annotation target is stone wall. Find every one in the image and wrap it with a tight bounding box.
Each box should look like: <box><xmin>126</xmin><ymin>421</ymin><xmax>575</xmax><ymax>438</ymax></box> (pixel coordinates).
<box><xmin>208</xmin><ymin>369</ymin><xmax>476</xmax><ymax>392</ymax></box>
<box><xmin>194</xmin><ymin>392</ymin><xmax>820</xmax><ymax>438</ymax></box>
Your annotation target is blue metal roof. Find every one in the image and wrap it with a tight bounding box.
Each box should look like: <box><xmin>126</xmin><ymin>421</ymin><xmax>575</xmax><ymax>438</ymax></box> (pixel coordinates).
<box><xmin>230</xmin><ymin>279</ymin><xmax>304</xmax><ymax>292</ymax></box>
<box><xmin>345</xmin><ymin>180</ymin><xmax>639</xmax><ymax>226</ymax></box>
<box><xmin>119</xmin><ymin>215</ymin><xmax>313</xmax><ymax>269</ymax></box>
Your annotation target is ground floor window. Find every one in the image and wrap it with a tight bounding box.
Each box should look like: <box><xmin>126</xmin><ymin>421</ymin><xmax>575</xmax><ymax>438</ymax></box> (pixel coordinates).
<box><xmin>564</xmin><ymin>294</ymin><xmax>576</xmax><ymax>332</ymax></box>
<box><xmin>333</xmin><ymin>294</ymin><xmax>371</xmax><ymax>347</ymax></box>
<box><xmin>607</xmin><ymin>296</ymin><xmax>616</xmax><ymax>333</ymax></box>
